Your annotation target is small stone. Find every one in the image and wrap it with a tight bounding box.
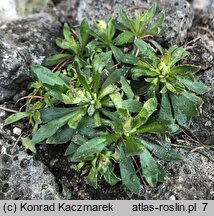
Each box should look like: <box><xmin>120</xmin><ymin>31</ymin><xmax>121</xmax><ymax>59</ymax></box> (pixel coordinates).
<box><xmin>205</xmin><ymin>120</ymin><xmax>212</xmax><ymax>127</ymax></box>
<box><xmin>13</xmin><ymin>127</ymin><xmax>22</xmax><ymax>135</ymax></box>
<box><xmin>169</xmin><ymin>194</ymin><xmax>176</xmax><ymax>200</ymax></box>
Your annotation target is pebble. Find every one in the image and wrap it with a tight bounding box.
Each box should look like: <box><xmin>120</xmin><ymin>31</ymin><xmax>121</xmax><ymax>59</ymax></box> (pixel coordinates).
<box><xmin>12</xmin><ymin>127</ymin><xmax>22</xmax><ymax>136</ymax></box>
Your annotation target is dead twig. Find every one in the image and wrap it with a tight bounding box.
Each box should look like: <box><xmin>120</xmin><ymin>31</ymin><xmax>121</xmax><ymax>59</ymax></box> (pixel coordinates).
<box><xmin>16</xmin><ymin>95</ymin><xmax>44</xmax><ymax>104</ymax></box>
<box><xmin>11</xmin><ymin>133</ymin><xmax>23</xmax><ymax>154</ymax></box>
<box><xmin>0</xmin><ymin>106</ymin><xmax>18</xmax><ymax>113</ymax></box>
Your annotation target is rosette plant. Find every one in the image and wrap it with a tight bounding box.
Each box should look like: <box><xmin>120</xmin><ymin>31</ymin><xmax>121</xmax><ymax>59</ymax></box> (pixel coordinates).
<box><xmin>131</xmin><ymin>39</ymin><xmax>209</xmax><ymax>127</ymax></box>
<box><xmin>4</xmin><ymin>3</ymin><xmax>209</xmax><ymax>195</ymax></box>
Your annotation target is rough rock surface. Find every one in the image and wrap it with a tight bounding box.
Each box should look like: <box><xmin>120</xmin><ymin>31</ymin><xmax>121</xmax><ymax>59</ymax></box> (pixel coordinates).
<box><xmin>0</xmin><ymin>112</ymin><xmax>62</xmax><ymax>199</ymax></box>
<box><xmin>188</xmin><ymin>11</ymin><xmax>214</xmax><ymax>144</ymax></box>
<box><xmin>77</xmin><ymin>0</ymin><xmax>194</xmax><ymax>44</ymax></box>
<box><xmin>0</xmin><ymin>13</ymin><xmax>61</xmax><ymax>103</ymax></box>
<box><xmin>144</xmin><ymin>149</ymin><xmax>214</xmax><ymax>199</ymax></box>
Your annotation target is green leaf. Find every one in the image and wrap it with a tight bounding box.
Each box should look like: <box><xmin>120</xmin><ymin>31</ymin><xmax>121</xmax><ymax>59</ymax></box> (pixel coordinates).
<box><xmin>32</xmin><ymin>110</ymin><xmax>81</xmax><ymax>144</ymax></box>
<box><xmin>65</xmin><ymin>142</ymin><xmax>79</xmax><ymax>156</ymax></box>
<box><xmin>42</xmin><ymin>53</ymin><xmax>72</xmax><ymax>67</ymax></box>
<box><xmin>4</xmin><ymin>112</ymin><xmax>29</xmax><ymax>126</ymax></box>
<box><xmin>68</xmin><ymin>109</ymin><xmax>87</xmax><ymax>129</ymax></box>
<box><xmin>70</xmin><ymin>134</ymin><xmax>119</xmax><ymax>162</ymax></box>
<box><xmin>110</xmin><ymin>91</ymin><xmax>123</xmax><ymax>109</ymax></box>
<box><xmin>126</xmin><ymin>136</ymin><xmax>145</xmax><ymax>156</ymax></box>
<box><xmin>47</xmin><ymin>125</ymin><xmax>76</xmax><ymax>144</ymax></box>
<box><xmin>159</xmin><ymin>93</ymin><xmax>173</xmax><ymax>120</ymax></box>
<box><xmin>102</xmin><ymin>68</ymin><xmax>128</xmax><ymax>89</ymax></box>
<box><xmin>101</xmin><ymin>167</ymin><xmax>121</xmax><ymax>186</ymax></box>
<box><xmin>113</xmin><ymin>31</ymin><xmax>134</xmax><ymax>45</ymax></box>
<box><xmin>40</xmin><ymin>107</ymin><xmax>76</xmax><ymax>123</ymax></box>
<box><xmin>136</xmin><ymin>120</ymin><xmax>179</xmax><ymax>134</ymax></box>
<box><xmin>98</xmin><ymin>85</ymin><xmax>116</xmax><ymax>100</ymax></box>
<box><xmin>149</xmin><ymin>39</ymin><xmax>164</xmax><ymax>55</ymax></box>
<box><xmin>133</xmin><ymin>98</ymin><xmax>157</xmax><ymax>128</ymax></box>
<box><xmin>170</xmin><ymin>92</ymin><xmax>199</xmax><ymax>127</ymax></box>
<box><xmin>74</xmin><ymin>61</ymin><xmax>93</xmax><ymax>97</ymax></box>
<box><xmin>119</xmin><ymin>145</ymin><xmax>141</xmax><ymax>195</ymax></box>
<box><xmin>119</xmin><ymin>8</ymin><xmax>133</xmax><ymax>31</ymax></box>
<box><xmin>178</xmin><ymin>77</ymin><xmax>209</xmax><ymax>94</ymax></box>
<box><xmin>122</xmin><ymin>99</ymin><xmax>143</xmax><ymax>113</ymax></box>
<box><xmin>110</xmin><ymin>45</ymin><xmax>138</xmax><ymax>64</ymax></box>
<box><xmin>92</xmin><ymin>51</ymin><xmax>112</xmax><ymax>94</ymax></box>
<box><xmin>86</xmin><ymin>166</ymin><xmax>98</xmax><ymax>189</ymax></box>
<box><xmin>139</xmin><ymin>138</ymin><xmax>183</xmax><ymax>162</ymax></box>
<box><xmin>63</xmin><ymin>23</ymin><xmax>73</xmax><ymax>42</ymax></box>
<box><xmin>171</xmin><ymin>65</ymin><xmax>201</xmax><ymax>75</ymax></box>
<box><xmin>140</xmin><ymin>148</ymin><xmax>160</xmax><ymax>187</ymax></box>
<box><xmin>76</xmin><ymin>116</ymin><xmax>99</xmax><ymax>138</ymax></box>
<box><xmin>168</xmin><ymin>46</ymin><xmax>189</xmax><ymax>66</ymax></box>
<box><xmin>139</xmin><ymin>3</ymin><xmax>157</xmax><ymax>34</ymax></box>
<box><xmin>93</xmin><ymin>111</ymin><xmax>102</xmax><ymax>127</ymax></box>
<box><xmin>79</xmin><ymin>18</ymin><xmax>90</xmax><ymax>49</ymax></box>
<box><xmin>134</xmin><ymin>39</ymin><xmax>157</xmax><ymax>60</ymax></box>
<box><xmin>120</xmin><ymin>76</ymin><xmax>134</xmax><ymax>99</ymax></box>
<box><xmin>72</xmin><ymin>134</ymin><xmax>88</xmax><ymax>145</ymax></box>
<box><xmin>31</xmin><ymin>65</ymin><xmax>69</xmax><ymax>88</ymax></box>
<box><xmin>21</xmin><ymin>137</ymin><xmax>36</xmax><ymax>153</ymax></box>
<box><xmin>145</xmin><ymin>11</ymin><xmax>165</xmax><ymax>35</ymax></box>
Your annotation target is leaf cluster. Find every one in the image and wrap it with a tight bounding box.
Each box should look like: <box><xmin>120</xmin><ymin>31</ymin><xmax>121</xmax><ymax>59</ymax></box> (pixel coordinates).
<box><xmin>4</xmin><ymin>3</ymin><xmax>209</xmax><ymax>195</ymax></box>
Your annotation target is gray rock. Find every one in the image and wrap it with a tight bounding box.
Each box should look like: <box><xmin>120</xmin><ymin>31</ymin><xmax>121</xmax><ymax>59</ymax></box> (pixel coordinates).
<box><xmin>0</xmin><ymin>123</ymin><xmax>62</xmax><ymax>200</ymax></box>
<box><xmin>144</xmin><ymin>148</ymin><xmax>214</xmax><ymax>199</ymax></box>
<box><xmin>0</xmin><ymin>12</ymin><xmax>61</xmax><ymax>103</ymax></box>
<box><xmin>76</xmin><ymin>0</ymin><xmax>194</xmax><ymax>44</ymax></box>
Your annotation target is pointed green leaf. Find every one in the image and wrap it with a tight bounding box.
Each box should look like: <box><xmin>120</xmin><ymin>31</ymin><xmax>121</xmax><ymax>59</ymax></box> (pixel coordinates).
<box><xmin>136</xmin><ymin>120</ymin><xmax>179</xmax><ymax>134</ymax></box>
<box><xmin>168</xmin><ymin>46</ymin><xmax>189</xmax><ymax>66</ymax></box>
<box><xmin>4</xmin><ymin>112</ymin><xmax>29</xmax><ymax>126</ymax></box>
<box><xmin>122</xmin><ymin>99</ymin><xmax>143</xmax><ymax>113</ymax></box>
<box><xmin>47</xmin><ymin>125</ymin><xmax>75</xmax><ymax>144</ymax></box>
<box><xmin>133</xmin><ymin>98</ymin><xmax>157</xmax><ymax>128</ymax></box>
<box><xmin>74</xmin><ymin>61</ymin><xmax>93</xmax><ymax>97</ymax></box>
<box><xmin>21</xmin><ymin>137</ymin><xmax>36</xmax><ymax>153</ymax></box>
<box><xmin>98</xmin><ymin>85</ymin><xmax>116</xmax><ymax>100</ymax></box>
<box><xmin>139</xmin><ymin>138</ymin><xmax>183</xmax><ymax>162</ymax></box>
<box><xmin>113</xmin><ymin>31</ymin><xmax>134</xmax><ymax>45</ymax></box>
<box><xmin>119</xmin><ymin>145</ymin><xmax>141</xmax><ymax>195</ymax></box>
<box><xmin>31</xmin><ymin>65</ymin><xmax>69</xmax><ymax>88</ymax></box>
<box><xmin>70</xmin><ymin>134</ymin><xmax>119</xmax><ymax>162</ymax></box>
<box><xmin>159</xmin><ymin>93</ymin><xmax>173</xmax><ymax>120</ymax></box>
<box><xmin>92</xmin><ymin>51</ymin><xmax>112</xmax><ymax>94</ymax></box>
<box><xmin>170</xmin><ymin>91</ymin><xmax>200</xmax><ymax>127</ymax></box>
<box><xmin>120</xmin><ymin>76</ymin><xmax>134</xmax><ymax>99</ymax></box>
<box><xmin>119</xmin><ymin>7</ymin><xmax>133</xmax><ymax>31</ymax></box>
<box><xmin>42</xmin><ymin>53</ymin><xmax>72</xmax><ymax>67</ymax></box>
<box><xmin>102</xmin><ymin>68</ymin><xmax>128</xmax><ymax>89</ymax></box>
<box><xmin>110</xmin><ymin>91</ymin><xmax>123</xmax><ymax>109</ymax></box>
<box><xmin>65</xmin><ymin>142</ymin><xmax>79</xmax><ymax>156</ymax></box>
<box><xmin>171</xmin><ymin>65</ymin><xmax>201</xmax><ymax>75</ymax></box>
<box><xmin>79</xmin><ymin>18</ymin><xmax>90</xmax><ymax>49</ymax></box>
<box><xmin>102</xmin><ymin>167</ymin><xmax>121</xmax><ymax>186</ymax></box>
<box><xmin>145</xmin><ymin>11</ymin><xmax>165</xmax><ymax>35</ymax></box>
<box><xmin>140</xmin><ymin>148</ymin><xmax>160</xmax><ymax>187</ymax></box>
<box><xmin>126</xmin><ymin>136</ymin><xmax>145</xmax><ymax>156</ymax></box>
<box><xmin>40</xmin><ymin>107</ymin><xmax>77</xmax><ymax>123</ymax></box>
<box><xmin>68</xmin><ymin>109</ymin><xmax>87</xmax><ymax>129</ymax></box>
<box><xmin>139</xmin><ymin>3</ymin><xmax>157</xmax><ymax>34</ymax></box>
<box><xmin>86</xmin><ymin>166</ymin><xmax>98</xmax><ymax>189</ymax></box>
<box><xmin>178</xmin><ymin>77</ymin><xmax>209</xmax><ymax>94</ymax></box>
<box><xmin>111</xmin><ymin>45</ymin><xmax>138</xmax><ymax>64</ymax></box>
<box><xmin>135</xmin><ymin>39</ymin><xmax>157</xmax><ymax>60</ymax></box>
<box><xmin>32</xmin><ymin>110</ymin><xmax>81</xmax><ymax>144</ymax></box>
